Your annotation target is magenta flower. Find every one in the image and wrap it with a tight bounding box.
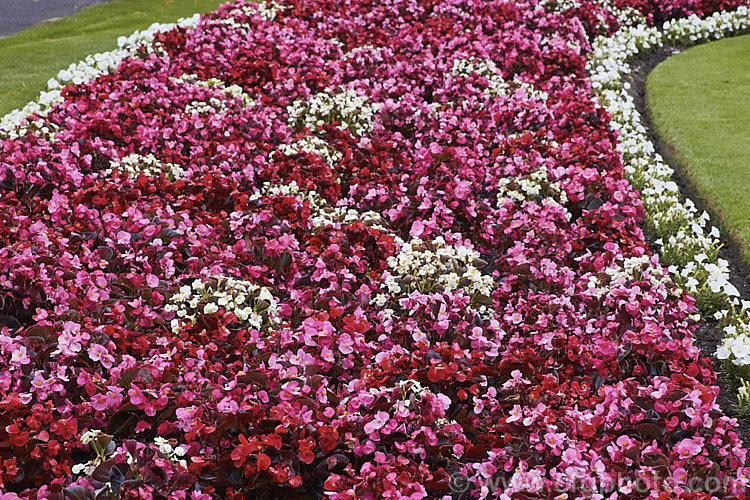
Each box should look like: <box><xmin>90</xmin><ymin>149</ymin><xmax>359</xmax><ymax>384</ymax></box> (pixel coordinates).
<box><xmin>674</xmin><ymin>437</ymin><xmax>703</xmax><ymax>459</ymax></box>
<box><xmin>175</xmin><ymin>406</ymin><xmax>198</xmax><ymax>432</ymax></box>
<box><xmin>672</xmin><ymin>466</ymin><xmax>689</xmax><ymax>484</ymax></box>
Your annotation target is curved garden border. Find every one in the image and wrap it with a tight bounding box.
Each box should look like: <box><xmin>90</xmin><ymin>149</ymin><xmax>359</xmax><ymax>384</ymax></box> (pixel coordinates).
<box><xmin>3</xmin><ymin>1</ymin><xmax>750</xmax><ymax>498</ymax></box>
<box><xmin>588</xmin><ymin>4</ymin><xmax>750</xmax><ymax>420</ymax></box>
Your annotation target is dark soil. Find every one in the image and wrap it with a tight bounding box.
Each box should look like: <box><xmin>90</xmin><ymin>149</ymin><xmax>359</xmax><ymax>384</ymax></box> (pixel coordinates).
<box><xmin>625</xmin><ymin>46</ymin><xmax>750</xmax><ymax>450</ymax></box>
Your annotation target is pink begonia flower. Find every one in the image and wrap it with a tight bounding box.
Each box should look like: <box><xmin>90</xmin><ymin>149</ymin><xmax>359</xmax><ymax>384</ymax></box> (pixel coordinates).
<box><xmin>217</xmin><ymin>397</ymin><xmax>240</xmax><ymax>413</ymax></box>
<box><xmin>175</xmin><ymin>406</ymin><xmax>198</xmax><ymax>432</ymax></box>
<box><xmin>412</xmin><ymin>330</ymin><xmax>428</xmax><ymax>343</ymax></box>
<box><xmin>506</xmin><ymin>405</ymin><xmax>523</xmax><ymax>423</ymax></box>
<box><xmin>116</xmin><ymin>231</ymin><xmax>131</xmax><ymax>245</ymax></box>
<box><xmin>321</xmin><ymin>346</ymin><xmax>336</xmax><ymax>363</ymax></box>
<box><xmin>672</xmin><ymin>467</ymin><xmax>689</xmax><ymax>484</ymax></box>
<box><xmin>91</xmin><ymin>393</ymin><xmax>109</xmax><ymax>412</ymax></box>
<box><xmin>409</xmin><ymin>220</ymin><xmax>425</xmax><ymax>238</ymax></box>
<box><xmin>290</xmin><ymin>348</ymin><xmax>315</xmax><ymax>367</ymax></box>
<box><xmin>544</xmin><ymin>432</ymin><xmax>566</xmax><ymax>453</ymax></box>
<box><xmin>29</xmin><ymin>220</ymin><xmax>47</xmax><ymax>234</ymax></box>
<box><xmin>146</xmin><ymin>274</ymin><xmax>159</xmax><ymax>288</ymax></box>
<box><xmin>10</xmin><ymin>345</ymin><xmax>30</xmax><ymax>366</ymax></box>
<box><xmin>523</xmin><ymin>403</ymin><xmax>547</xmax><ymax>426</ymax></box>
<box><xmin>47</xmin><ymin>192</ymin><xmax>68</xmax><ymax>215</ymax></box>
<box><xmin>142</xmin><ymin>224</ymin><xmax>160</xmax><ymax>239</ymax></box>
<box><xmin>105</xmin><ymin>387</ymin><xmax>124</xmax><ymax>408</ymax></box>
<box><xmin>475</xmin><ymin>461</ymin><xmax>497</xmax><ymax>479</ymax></box>
<box><xmin>508</xmin><ymin>312</ymin><xmax>523</xmax><ymax>324</ymax></box>
<box><xmin>363</xmin><ymin>411</ymin><xmax>390</xmax><ymax>435</ymax></box>
<box><xmin>57</xmin><ymin>321</ymin><xmax>86</xmax><ymax>356</ymax></box>
<box><xmin>454</xmin><ymin>180</ymin><xmax>472</xmax><ymax>200</ymax></box>
<box><xmin>561</xmin><ymin>448</ymin><xmax>583</xmax><ymax>466</ymax></box>
<box><xmin>355</xmin><ymin>439</ymin><xmax>376</xmax><ymax>455</ymax></box>
<box><xmin>88</xmin><ymin>344</ymin><xmax>108</xmax><ymax>363</ymax></box>
<box><xmin>675</xmin><ymin>438</ymin><xmax>703</xmax><ymax>459</ymax></box>
<box><xmin>128</xmin><ymin>387</ymin><xmax>147</xmax><ymax>406</ymax></box>
<box><xmin>29</xmin><ymin>372</ymin><xmax>49</xmax><ymax>396</ymax></box>
<box><xmin>279</xmin><ymin>381</ymin><xmax>301</xmax><ymax>400</ymax></box>
<box><xmin>616</xmin><ymin>435</ymin><xmax>635</xmax><ymax>449</ymax></box>
<box><xmin>473</xmin><ymin>396</ymin><xmax>485</xmax><ymax>414</ymax></box>
<box><xmin>338</xmin><ymin>333</ymin><xmax>355</xmax><ymax>355</ymax></box>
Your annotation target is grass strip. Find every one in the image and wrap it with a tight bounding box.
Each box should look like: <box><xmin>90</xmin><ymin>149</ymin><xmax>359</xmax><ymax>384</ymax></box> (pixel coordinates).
<box><xmin>647</xmin><ymin>34</ymin><xmax>750</xmax><ymax>270</ymax></box>
<box><xmin>0</xmin><ymin>0</ymin><xmax>225</xmax><ymax>116</ymax></box>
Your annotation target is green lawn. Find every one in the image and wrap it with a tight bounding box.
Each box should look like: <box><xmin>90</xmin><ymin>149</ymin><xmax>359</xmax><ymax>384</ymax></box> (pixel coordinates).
<box><xmin>647</xmin><ymin>34</ymin><xmax>750</xmax><ymax>270</ymax></box>
<box><xmin>0</xmin><ymin>0</ymin><xmax>225</xmax><ymax>116</ymax></box>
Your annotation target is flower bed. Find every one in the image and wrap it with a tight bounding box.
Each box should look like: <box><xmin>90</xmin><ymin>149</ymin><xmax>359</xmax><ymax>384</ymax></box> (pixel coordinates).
<box><xmin>1</xmin><ymin>0</ymin><xmax>750</xmax><ymax>498</ymax></box>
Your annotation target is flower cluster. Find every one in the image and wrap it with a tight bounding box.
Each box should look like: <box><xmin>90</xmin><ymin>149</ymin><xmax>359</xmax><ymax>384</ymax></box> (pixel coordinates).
<box><xmin>172</xmin><ymin>74</ymin><xmax>254</xmax><ymax>113</ymax></box>
<box><xmin>255</xmin><ymin>0</ymin><xmax>287</xmax><ymax>21</ymax></box>
<box><xmin>0</xmin><ymin>15</ymin><xmax>202</xmax><ymax>139</ymax></box>
<box><xmin>287</xmin><ymin>87</ymin><xmax>380</xmax><ymax>136</ymax></box>
<box><xmin>378</xmin><ymin>235</ymin><xmax>494</xmax><ymax>309</ymax></box>
<box><xmin>103</xmin><ymin>152</ymin><xmax>185</xmax><ymax>180</ymax></box>
<box><xmin>614</xmin><ymin>0</ymin><xmax>747</xmax><ymax>24</ymax></box>
<box><xmin>166</xmin><ymin>277</ymin><xmax>279</xmax><ymax>332</ymax></box>
<box><xmin>496</xmin><ymin>164</ymin><xmax>570</xmax><ymax>219</ymax></box>
<box><xmin>451</xmin><ymin>58</ymin><xmax>549</xmax><ymax>101</ymax></box>
<box><xmin>1</xmin><ymin>0</ymin><xmax>749</xmax><ymax>498</ymax></box>
<box><xmin>278</xmin><ymin>135</ymin><xmax>343</xmax><ymax>166</ymax></box>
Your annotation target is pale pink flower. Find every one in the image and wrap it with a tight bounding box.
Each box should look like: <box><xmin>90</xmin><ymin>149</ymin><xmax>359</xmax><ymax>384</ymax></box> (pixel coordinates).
<box><xmin>675</xmin><ymin>438</ymin><xmax>703</xmax><ymax>459</ymax></box>
<box><xmin>506</xmin><ymin>405</ymin><xmax>523</xmax><ymax>423</ymax></box>
<box><xmin>672</xmin><ymin>467</ymin><xmax>689</xmax><ymax>484</ymax></box>
<box><xmin>217</xmin><ymin>397</ymin><xmax>240</xmax><ymax>413</ymax></box>
<box><xmin>364</xmin><ymin>411</ymin><xmax>390</xmax><ymax>435</ymax></box>
<box><xmin>338</xmin><ymin>333</ymin><xmax>355</xmax><ymax>355</ymax></box>
<box><xmin>409</xmin><ymin>220</ymin><xmax>425</xmax><ymax>238</ymax></box>
<box><xmin>10</xmin><ymin>345</ymin><xmax>30</xmax><ymax>366</ymax></box>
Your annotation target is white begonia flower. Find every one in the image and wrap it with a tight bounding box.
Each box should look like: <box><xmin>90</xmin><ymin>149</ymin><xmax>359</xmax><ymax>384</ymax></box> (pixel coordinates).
<box><xmin>588</xmin><ymin>4</ymin><xmax>750</xmax><ymax>389</ymax></box>
<box><xmin>717</xmin><ymin>344</ymin><xmax>731</xmax><ymax>360</ymax></box>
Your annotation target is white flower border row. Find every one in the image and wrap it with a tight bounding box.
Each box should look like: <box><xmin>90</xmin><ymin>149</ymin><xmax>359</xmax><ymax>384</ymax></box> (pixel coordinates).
<box><xmin>0</xmin><ymin>14</ymin><xmax>201</xmax><ymax>139</ymax></box>
<box><xmin>586</xmin><ymin>6</ymin><xmax>750</xmax><ymax>382</ymax></box>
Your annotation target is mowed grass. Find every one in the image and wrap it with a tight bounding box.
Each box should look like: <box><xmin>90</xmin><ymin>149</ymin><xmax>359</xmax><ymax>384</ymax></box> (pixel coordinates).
<box><xmin>0</xmin><ymin>0</ymin><xmax>225</xmax><ymax>116</ymax></box>
<box><xmin>647</xmin><ymin>34</ymin><xmax>750</xmax><ymax>270</ymax></box>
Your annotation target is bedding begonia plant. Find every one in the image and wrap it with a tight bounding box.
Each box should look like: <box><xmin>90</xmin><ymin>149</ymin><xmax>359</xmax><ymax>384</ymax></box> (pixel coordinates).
<box><xmin>1</xmin><ymin>0</ymin><xmax>750</xmax><ymax>498</ymax></box>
